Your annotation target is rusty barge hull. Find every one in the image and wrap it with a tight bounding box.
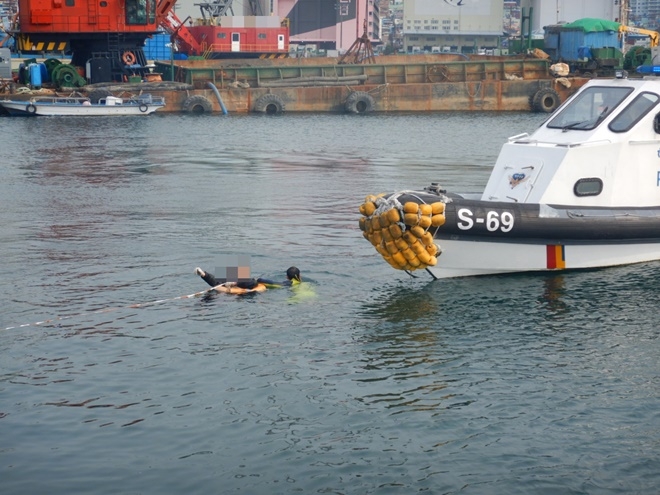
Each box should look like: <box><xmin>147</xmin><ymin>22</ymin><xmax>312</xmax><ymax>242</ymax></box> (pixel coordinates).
<box><xmin>147</xmin><ymin>54</ymin><xmax>588</xmax><ymax>114</ymax></box>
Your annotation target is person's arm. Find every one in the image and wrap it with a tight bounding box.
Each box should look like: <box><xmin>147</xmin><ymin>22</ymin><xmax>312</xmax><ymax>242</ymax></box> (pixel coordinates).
<box><xmin>256</xmin><ymin>277</ymin><xmax>283</xmax><ymax>288</ymax></box>
<box><xmin>195</xmin><ymin>267</ymin><xmax>226</xmax><ymax>287</ymax></box>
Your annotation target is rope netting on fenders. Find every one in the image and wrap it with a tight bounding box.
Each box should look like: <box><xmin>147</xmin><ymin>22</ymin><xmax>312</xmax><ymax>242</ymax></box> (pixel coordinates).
<box><xmin>359</xmin><ymin>193</ymin><xmax>446</xmax><ymax>272</ymax></box>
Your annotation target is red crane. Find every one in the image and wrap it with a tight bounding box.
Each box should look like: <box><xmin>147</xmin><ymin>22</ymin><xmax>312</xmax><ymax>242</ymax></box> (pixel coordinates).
<box><xmin>9</xmin><ymin>0</ymin><xmax>193</xmax><ymax>82</ymax></box>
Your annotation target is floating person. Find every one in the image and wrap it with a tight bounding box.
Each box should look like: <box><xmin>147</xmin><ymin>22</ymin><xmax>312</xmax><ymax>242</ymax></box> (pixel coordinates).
<box><xmin>195</xmin><ymin>266</ymin><xmax>302</xmax><ymax>294</ymax></box>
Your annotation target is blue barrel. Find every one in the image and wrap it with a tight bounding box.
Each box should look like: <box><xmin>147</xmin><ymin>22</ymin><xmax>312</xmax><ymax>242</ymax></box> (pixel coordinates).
<box><xmin>39</xmin><ymin>62</ymin><xmax>49</xmax><ymax>83</ymax></box>
<box><xmin>29</xmin><ymin>63</ymin><xmax>42</xmax><ymax>88</ymax></box>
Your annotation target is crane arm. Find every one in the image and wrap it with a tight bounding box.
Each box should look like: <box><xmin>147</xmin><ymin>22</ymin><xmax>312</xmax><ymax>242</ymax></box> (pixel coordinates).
<box><xmin>619</xmin><ymin>25</ymin><xmax>659</xmax><ymax>48</ymax></box>
<box><xmin>156</xmin><ymin>0</ymin><xmax>204</xmax><ymax>55</ymax></box>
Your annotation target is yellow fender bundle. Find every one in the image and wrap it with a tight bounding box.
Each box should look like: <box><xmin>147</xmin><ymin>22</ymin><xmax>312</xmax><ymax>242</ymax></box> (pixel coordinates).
<box><xmin>358</xmin><ymin>194</ymin><xmax>446</xmax><ymax>271</ymax></box>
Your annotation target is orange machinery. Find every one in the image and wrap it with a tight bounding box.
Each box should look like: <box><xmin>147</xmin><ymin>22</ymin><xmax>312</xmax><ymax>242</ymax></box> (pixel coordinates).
<box><xmin>11</xmin><ymin>0</ymin><xmax>180</xmax><ymax>81</ymax></box>
<box><xmin>10</xmin><ymin>0</ymin><xmax>289</xmax><ymax>83</ymax></box>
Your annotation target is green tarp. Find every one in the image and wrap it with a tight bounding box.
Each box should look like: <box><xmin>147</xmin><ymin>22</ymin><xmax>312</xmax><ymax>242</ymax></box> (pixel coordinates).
<box><xmin>561</xmin><ymin>18</ymin><xmax>620</xmax><ymax>33</ymax></box>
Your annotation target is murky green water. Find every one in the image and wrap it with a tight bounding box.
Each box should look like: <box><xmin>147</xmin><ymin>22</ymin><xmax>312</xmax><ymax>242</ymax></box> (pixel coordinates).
<box><xmin>2</xmin><ymin>112</ymin><xmax>659</xmax><ymax>494</ymax></box>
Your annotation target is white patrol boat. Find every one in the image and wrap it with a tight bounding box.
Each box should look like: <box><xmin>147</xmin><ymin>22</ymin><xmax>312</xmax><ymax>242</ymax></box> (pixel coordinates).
<box><xmin>359</xmin><ymin>72</ymin><xmax>660</xmax><ymax>278</ymax></box>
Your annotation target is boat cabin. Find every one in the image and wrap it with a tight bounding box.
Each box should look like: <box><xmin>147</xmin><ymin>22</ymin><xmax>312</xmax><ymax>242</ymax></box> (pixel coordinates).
<box><xmin>482</xmin><ymin>75</ymin><xmax>660</xmax><ymax>208</ymax></box>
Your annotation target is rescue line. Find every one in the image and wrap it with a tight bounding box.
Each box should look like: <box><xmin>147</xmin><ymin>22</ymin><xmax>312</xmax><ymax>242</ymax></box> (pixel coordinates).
<box><xmin>2</xmin><ymin>286</ymin><xmax>219</xmax><ymax>332</ymax></box>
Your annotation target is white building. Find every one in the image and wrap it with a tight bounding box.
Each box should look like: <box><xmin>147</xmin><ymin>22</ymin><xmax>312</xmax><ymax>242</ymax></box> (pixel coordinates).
<box><xmin>402</xmin><ymin>0</ymin><xmax>504</xmax><ymax>54</ymax></box>
<box><xmin>520</xmin><ymin>0</ymin><xmax>625</xmax><ymax>31</ymax></box>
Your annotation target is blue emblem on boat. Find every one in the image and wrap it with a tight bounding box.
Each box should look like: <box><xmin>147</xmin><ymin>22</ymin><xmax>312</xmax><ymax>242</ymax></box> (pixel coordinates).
<box><xmin>509</xmin><ymin>172</ymin><xmax>528</xmax><ymax>188</ymax></box>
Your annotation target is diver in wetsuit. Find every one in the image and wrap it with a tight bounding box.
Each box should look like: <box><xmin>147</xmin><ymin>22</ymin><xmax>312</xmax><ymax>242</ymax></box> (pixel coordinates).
<box><xmin>195</xmin><ymin>266</ymin><xmax>302</xmax><ymax>292</ymax></box>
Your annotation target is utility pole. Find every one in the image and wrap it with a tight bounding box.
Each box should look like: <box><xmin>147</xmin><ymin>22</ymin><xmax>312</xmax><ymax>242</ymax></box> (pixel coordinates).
<box><xmin>620</xmin><ymin>0</ymin><xmax>629</xmax><ymax>26</ymax></box>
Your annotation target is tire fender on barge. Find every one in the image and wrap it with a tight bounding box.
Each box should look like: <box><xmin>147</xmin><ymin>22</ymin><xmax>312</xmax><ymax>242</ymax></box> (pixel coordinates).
<box><xmin>182</xmin><ymin>95</ymin><xmax>213</xmax><ymax>114</ymax></box>
<box><xmin>254</xmin><ymin>94</ymin><xmax>285</xmax><ymax>114</ymax></box>
<box><xmin>531</xmin><ymin>88</ymin><xmax>560</xmax><ymax>113</ymax></box>
<box><xmin>345</xmin><ymin>91</ymin><xmax>375</xmax><ymax>114</ymax></box>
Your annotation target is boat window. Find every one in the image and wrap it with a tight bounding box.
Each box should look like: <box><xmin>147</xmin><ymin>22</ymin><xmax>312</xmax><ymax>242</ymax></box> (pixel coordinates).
<box><xmin>547</xmin><ymin>86</ymin><xmax>633</xmax><ymax>131</ymax></box>
<box><xmin>608</xmin><ymin>92</ymin><xmax>660</xmax><ymax>133</ymax></box>
<box><xmin>574</xmin><ymin>178</ymin><xmax>603</xmax><ymax>197</ymax></box>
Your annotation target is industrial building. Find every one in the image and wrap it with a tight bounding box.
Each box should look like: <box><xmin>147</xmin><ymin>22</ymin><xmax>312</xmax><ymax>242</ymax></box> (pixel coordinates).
<box><xmin>402</xmin><ymin>0</ymin><xmax>505</xmax><ymax>54</ymax></box>
<box><xmin>277</xmin><ymin>0</ymin><xmax>380</xmax><ymax>53</ymax></box>
<box><xmin>174</xmin><ymin>0</ymin><xmax>381</xmax><ymax>54</ymax></box>
<box><xmin>520</xmin><ymin>0</ymin><xmax>633</xmax><ymax>31</ymax></box>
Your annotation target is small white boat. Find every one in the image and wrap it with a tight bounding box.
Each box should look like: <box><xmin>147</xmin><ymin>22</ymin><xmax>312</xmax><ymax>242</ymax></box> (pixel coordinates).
<box><xmin>360</xmin><ymin>72</ymin><xmax>660</xmax><ymax>278</ymax></box>
<box><xmin>0</xmin><ymin>94</ymin><xmax>165</xmax><ymax>116</ymax></box>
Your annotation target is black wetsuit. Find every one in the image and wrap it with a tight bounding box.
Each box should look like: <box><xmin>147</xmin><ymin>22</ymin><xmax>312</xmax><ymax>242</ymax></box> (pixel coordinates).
<box><xmin>198</xmin><ymin>270</ymin><xmax>291</xmax><ymax>289</ymax></box>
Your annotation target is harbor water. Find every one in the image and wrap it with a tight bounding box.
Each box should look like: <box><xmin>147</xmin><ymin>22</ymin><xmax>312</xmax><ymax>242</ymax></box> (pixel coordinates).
<box><xmin>1</xmin><ymin>112</ymin><xmax>659</xmax><ymax>494</ymax></box>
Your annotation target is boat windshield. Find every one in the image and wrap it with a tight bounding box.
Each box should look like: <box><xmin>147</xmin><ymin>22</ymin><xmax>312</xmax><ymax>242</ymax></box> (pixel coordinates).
<box><xmin>546</xmin><ymin>86</ymin><xmax>634</xmax><ymax>131</ymax></box>
<box><xmin>608</xmin><ymin>92</ymin><xmax>660</xmax><ymax>133</ymax></box>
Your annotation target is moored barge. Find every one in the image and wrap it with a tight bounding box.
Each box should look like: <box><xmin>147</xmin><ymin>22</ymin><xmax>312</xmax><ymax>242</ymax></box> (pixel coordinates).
<box><xmin>146</xmin><ymin>54</ymin><xmax>587</xmax><ymax>114</ymax></box>
<box><xmin>2</xmin><ymin>54</ymin><xmax>588</xmax><ymax>115</ymax></box>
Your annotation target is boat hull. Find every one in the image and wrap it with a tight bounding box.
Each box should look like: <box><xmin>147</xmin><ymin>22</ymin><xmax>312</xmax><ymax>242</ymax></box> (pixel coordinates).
<box><xmin>426</xmin><ymin>238</ymin><xmax>660</xmax><ymax>278</ymax></box>
<box><xmin>359</xmin><ymin>190</ymin><xmax>660</xmax><ymax>279</ymax></box>
<box><xmin>0</xmin><ymin>100</ymin><xmax>163</xmax><ymax>116</ymax></box>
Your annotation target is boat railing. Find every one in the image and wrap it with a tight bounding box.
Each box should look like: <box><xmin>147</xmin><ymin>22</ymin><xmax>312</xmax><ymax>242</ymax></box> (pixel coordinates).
<box><xmin>159</xmin><ymin>57</ymin><xmax>553</xmax><ymax>88</ymax></box>
<box><xmin>509</xmin><ymin>137</ymin><xmax>613</xmax><ymax>148</ymax></box>
<box><xmin>133</xmin><ymin>94</ymin><xmax>165</xmax><ymax>105</ymax></box>
<box><xmin>508</xmin><ymin>133</ymin><xmax>530</xmax><ymax>142</ymax></box>
<box><xmin>97</xmin><ymin>95</ymin><xmax>166</xmax><ymax>106</ymax></box>
<box><xmin>30</xmin><ymin>96</ymin><xmax>90</xmax><ymax>105</ymax></box>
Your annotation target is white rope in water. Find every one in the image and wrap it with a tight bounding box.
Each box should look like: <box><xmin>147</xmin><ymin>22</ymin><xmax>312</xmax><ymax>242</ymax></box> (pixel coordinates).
<box><xmin>3</xmin><ymin>285</ymin><xmax>225</xmax><ymax>331</ymax></box>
